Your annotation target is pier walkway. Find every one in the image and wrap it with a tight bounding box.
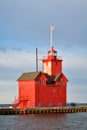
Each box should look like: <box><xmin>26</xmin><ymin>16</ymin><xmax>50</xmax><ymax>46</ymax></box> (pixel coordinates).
<box><xmin>0</xmin><ymin>106</ymin><xmax>87</xmax><ymax>115</ymax></box>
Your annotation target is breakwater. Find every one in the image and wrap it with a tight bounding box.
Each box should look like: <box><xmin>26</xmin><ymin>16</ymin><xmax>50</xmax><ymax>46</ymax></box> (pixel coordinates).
<box><xmin>0</xmin><ymin>106</ymin><xmax>87</xmax><ymax>115</ymax></box>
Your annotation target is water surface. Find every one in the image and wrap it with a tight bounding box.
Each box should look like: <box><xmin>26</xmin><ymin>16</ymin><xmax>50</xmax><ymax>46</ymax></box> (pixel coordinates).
<box><xmin>0</xmin><ymin>113</ymin><xmax>87</xmax><ymax>130</ymax></box>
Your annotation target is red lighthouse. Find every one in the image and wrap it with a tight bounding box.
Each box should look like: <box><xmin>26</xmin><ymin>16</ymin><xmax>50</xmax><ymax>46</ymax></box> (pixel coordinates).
<box><xmin>13</xmin><ymin>27</ymin><xmax>68</xmax><ymax>108</ymax></box>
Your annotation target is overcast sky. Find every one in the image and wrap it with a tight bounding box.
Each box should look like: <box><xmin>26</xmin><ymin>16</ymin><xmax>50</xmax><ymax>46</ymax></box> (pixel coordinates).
<box><xmin>0</xmin><ymin>0</ymin><xmax>87</xmax><ymax>104</ymax></box>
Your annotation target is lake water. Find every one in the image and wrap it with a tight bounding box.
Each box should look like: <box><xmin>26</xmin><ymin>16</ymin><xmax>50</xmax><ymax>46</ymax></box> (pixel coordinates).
<box><xmin>0</xmin><ymin>113</ymin><xmax>87</xmax><ymax>130</ymax></box>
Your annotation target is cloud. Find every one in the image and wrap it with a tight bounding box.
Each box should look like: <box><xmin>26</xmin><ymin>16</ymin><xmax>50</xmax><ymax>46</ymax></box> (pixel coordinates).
<box><xmin>0</xmin><ymin>93</ymin><xmax>16</xmax><ymax>104</ymax></box>
<box><xmin>0</xmin><ymin>80</ymin><xmax>17</xmax><ymax>104</ymax></box>
<box><xmin>0</xmin><ymin>50</ymin><xmax>37</xmax><ymax>89</ymax></box>
<box><xmin>63</xmin><ymin>53</ymin><xmax>87</xmax><ymax>70</ymax></box>
<box><xmin>62</xmin><ymin>51</ymin><xmax>87</xmax><ymax>86</ymax></box>
<box><xmin>0</xmin><ymin>50</ymin><xmax>36</xmax><ymax>70</ymax></box>
<box><xmin>67</xmin><ymin>84</ymin><xmax>87</xmax><ymax>103</ymax></box>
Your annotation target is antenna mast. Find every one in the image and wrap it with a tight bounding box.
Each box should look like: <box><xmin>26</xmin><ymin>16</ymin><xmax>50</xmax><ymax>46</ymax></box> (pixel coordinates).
<box><xmin>36</xmin><ymin>48</ymin><xmax>38</xmax><ymax>72</ymax></box>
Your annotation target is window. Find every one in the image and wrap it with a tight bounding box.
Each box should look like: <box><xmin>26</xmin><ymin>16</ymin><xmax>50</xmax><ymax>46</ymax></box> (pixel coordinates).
<box><xmin>46</xmin><ymin>80</ymin><xmax>54</xmax><ymax>85</ymax></box>
<box><xmin>39</xmin><ymin>78</ymin><xmax>43</xmax><ymax>84</ymax></box>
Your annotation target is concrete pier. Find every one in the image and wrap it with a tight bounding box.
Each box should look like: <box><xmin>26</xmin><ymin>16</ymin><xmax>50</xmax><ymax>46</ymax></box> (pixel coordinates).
<box><xmin>0</xmin><ymin>106</ymin><xmax>87</xmax><ymax>115</ymax></box>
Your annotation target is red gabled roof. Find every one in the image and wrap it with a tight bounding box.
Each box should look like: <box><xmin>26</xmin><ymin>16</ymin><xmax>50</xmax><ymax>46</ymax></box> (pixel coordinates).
<box><xmin>17</xmin><ymin>71</ymin><xmax>68</xmax><ymax>82</ymax></box>
<box><xmin>17</xmin><ymin>71</ymin><xmax>48</xmax><ymax>81</ymax></box>
<box><xmin>17</xmin><ymin>71</ymin><xmax>41</xmax><ymax>81</ymax></box>
<box><xmin>54</xmin><ymin>72</ymin><xmax>68</xmax><ymax>82</ymax></box>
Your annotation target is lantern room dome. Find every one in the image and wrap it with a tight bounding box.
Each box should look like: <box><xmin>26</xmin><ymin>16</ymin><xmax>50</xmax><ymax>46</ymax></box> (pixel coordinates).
<box><xmin>48</xmin><ymin>46</ymin><xmax>57</xmax><ymax>56</ymax></box>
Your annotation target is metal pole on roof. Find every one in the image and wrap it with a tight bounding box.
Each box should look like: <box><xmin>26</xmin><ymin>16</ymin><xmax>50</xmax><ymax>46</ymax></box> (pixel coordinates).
<box><xmin>36</xmin><ymin>48</ymin><xmax>38</xmax><ymax>72</ymax></box>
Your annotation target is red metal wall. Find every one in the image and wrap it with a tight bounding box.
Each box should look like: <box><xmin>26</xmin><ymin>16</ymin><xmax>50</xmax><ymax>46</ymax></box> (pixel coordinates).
<box><xmin>51</xmin><ymin>59</ymin><xmax>62</xmax><ymax>76</ymax></box>
<box><xmin>35</xmin><ymin>83</ymin><xmax>66</xmax><ymax>107</ymax></box>
<box><xmin>17</xmin><ymin>75</ymin><xmax>67</xmax><ymax>108</ymax></box>
<box><xmin>18</xmin><ymin>80</ymin><xmax>35</xmax><ymax>108</ymax></box>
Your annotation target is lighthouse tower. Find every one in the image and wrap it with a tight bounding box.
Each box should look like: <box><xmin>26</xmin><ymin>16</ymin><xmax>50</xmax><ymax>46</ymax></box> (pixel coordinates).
<box><xmin>42</xmin><ymin>46</ymin><xmax>62</xmax><ymax>76</ymax></box>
